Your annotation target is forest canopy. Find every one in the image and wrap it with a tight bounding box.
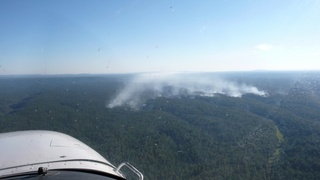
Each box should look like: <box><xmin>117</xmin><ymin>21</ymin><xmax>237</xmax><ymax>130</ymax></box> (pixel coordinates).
<box><xmin>1</xmin><ymin>71</ymin><xmax>320</xmax><ymax>179</ymax></box>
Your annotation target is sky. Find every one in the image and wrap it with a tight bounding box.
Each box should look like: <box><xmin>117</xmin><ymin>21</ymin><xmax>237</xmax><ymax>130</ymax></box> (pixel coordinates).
<box><xmin>0</xmin><ymin>0</ymin><xmax>320</xmax><ymax>75</ymax></box>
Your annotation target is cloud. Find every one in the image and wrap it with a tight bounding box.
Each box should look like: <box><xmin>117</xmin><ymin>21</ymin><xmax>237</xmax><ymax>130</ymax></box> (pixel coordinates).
<box><xmin>106</xmin><ymin>73</ymin><xmax>267</xmax><ymax>109</ymax></box>
<box><xmin>254</xmin><ymin>44</ymin><xmax>274</xmax><ymax>51</ymax></box>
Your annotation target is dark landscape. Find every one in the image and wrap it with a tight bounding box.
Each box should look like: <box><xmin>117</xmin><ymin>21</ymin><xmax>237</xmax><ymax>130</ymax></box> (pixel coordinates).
<box><xmin>1</xmin><ymin>71</ymin><xmax>320</xmax><ymax>179</ymax></box>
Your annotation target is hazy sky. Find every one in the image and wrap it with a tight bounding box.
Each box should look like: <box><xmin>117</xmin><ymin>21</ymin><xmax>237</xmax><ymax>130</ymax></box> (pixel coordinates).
<box><xmin>0</xmin><ymin>0</ymin><xmax>320</xmax><ymax>74</ymax></box>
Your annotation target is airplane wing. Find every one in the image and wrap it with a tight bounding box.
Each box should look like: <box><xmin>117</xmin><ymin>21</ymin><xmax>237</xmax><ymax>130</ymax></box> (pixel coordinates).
<box><xmin>0</xmin><ymin>130</ymin><xmax>143</xmax><ymax>179</ymax></box>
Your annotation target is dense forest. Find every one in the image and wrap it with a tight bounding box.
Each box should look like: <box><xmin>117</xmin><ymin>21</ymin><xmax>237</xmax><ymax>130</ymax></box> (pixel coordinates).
<box><xmin>1</xmin><ymin>71</ymin><xmax>320</xmax><ymax>179</ymax></box>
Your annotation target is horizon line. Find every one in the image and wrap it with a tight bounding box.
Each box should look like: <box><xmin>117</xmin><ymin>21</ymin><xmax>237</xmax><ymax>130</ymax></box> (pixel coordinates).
<box><xmin>1</xmin><ymin>69</ymin><xmax>320</xmax><ymax>77</ymax></box>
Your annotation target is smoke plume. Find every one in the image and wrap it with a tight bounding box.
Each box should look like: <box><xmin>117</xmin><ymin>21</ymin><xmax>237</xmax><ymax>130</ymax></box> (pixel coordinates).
<box><xmin>107</xmin><ymin>73</ymin><xmax>267</xmax><ymax>109</ymax></box>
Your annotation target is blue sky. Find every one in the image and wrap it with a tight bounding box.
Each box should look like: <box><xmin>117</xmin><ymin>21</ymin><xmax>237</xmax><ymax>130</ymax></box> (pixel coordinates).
<box><xmin>0</xmin><ymin>0</ymin><xmax>320</xmax><ymax>74</ymax></box>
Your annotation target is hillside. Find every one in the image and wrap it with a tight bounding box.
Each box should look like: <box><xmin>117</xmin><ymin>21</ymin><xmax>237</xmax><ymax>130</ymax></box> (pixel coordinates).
<box><xmin>1</xmin><ymin>71</ymin><xmax>320</xmax><ymax>179</ymax></box>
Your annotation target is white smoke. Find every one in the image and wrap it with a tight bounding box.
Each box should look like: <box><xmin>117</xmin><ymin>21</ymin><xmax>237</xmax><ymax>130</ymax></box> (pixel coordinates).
<box><xmin>107</xmin><ymin>73</ymin><xmax>267</xmax><ymax>109</ymax></box>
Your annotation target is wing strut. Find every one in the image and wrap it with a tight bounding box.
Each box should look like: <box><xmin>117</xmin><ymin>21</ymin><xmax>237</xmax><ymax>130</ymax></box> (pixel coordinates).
<box><xmin>115</xmin><ymin>162</ymin><xmax>143</xmax><ymax>180</ymax></box>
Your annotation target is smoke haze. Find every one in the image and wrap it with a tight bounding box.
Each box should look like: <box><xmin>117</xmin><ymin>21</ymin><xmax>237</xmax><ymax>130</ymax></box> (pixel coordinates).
<box><xmin>107</xmin><ymin>73</ymin><xmax>267</xmax><ymax>109</ymax></box>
